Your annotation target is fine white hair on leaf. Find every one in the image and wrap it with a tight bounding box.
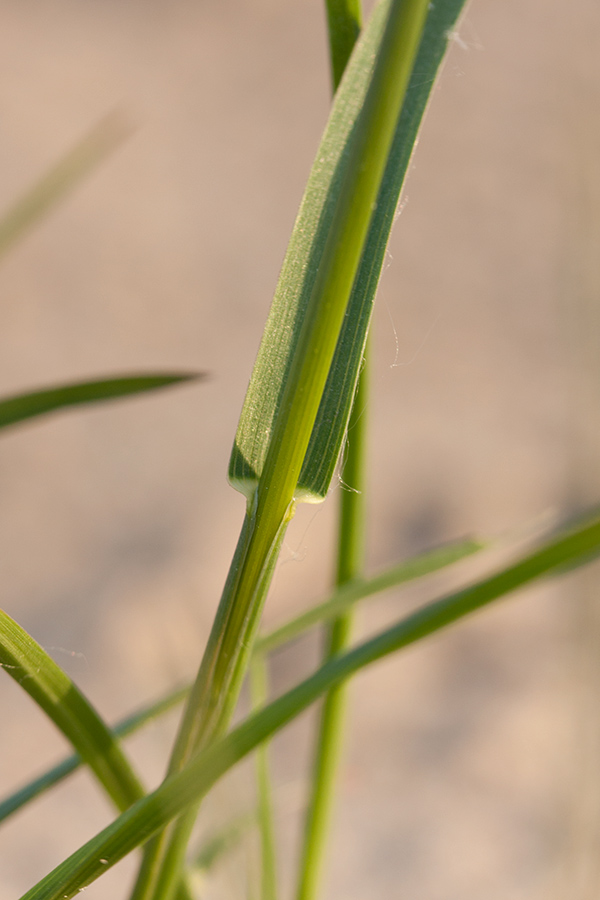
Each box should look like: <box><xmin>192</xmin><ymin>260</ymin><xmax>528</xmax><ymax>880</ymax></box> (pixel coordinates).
<box><xmin>392</xmin><ymin>312</ymin><xmax>442</xmax><ymax>369</ymax></box>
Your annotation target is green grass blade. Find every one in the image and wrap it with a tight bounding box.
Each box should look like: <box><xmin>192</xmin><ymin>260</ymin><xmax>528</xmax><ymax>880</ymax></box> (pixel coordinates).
<box><xmin>229</xmin><ymin>0</ymin><xmax>429</xmax><ymax>504</ymax></box>
<box><xmin>325</xmin><ymin>0</ymin><xmax>362</xmax><ymax>90</ymax></box>
<box><xmin>0</xmin><ymin>538</ymin><xmax>480</xmax><ymax>823</ymax></box>
<box><xmin>0</xmin><ymin>373</ymin><xmax>202</xmax><ymax>432</ymax></box>
<box><xmin>230</xmin><ymin>0</ymin><xmax>467</xmax><ymax>503</ymax></box>
<box><xmin>0</xmin><ymin>685</ymin><xmax>188</xmax><ymax>826</ymax></box>
<box><xmin>250</xmin><ymin>655</ymin><xmax>278</xmax><ymax>900</ymax></box>
<box><xmin>191</xmin><ymin>813</ymin><xmax>256</xmax><ymax>874</ymax></box>
<box><xmin>295</xmin><ymin>8</ymin><xmax>366</xmax><ymax>894</ymax></box>
<box><xmin>127</xmin><ymin>512</ymin><xmax>291</xmax><ymax>900</ymax></box>
<box><xmin>0</xmin><ymin>610</ymin><xmax>145</xmax><ymax>813</ymax></box>
<box><xmin>0</xmin><ymin>112</ymin><xmax>130</xmax><ymax>261</ymax></box>
<box><xmin>20</xmin><ymin>511</ymin><xmax>600</xmax><ymax>900</ymax></box>
<box><xmin>296</xmin><ymin>352</ymin><xmax>369</xmax><ymax>900</ymax></box>
<box><xmin>256</xmin><ymin>537</ymin><xmax>484</xmax><ymax>654</ymax></box>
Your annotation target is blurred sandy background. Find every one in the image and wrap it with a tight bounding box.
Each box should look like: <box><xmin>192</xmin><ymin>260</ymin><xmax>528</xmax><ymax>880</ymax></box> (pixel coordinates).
<box><xmin>1</xmin><ymin>0</ymin><xmax>600</xmax><ymax>897</ymax></box>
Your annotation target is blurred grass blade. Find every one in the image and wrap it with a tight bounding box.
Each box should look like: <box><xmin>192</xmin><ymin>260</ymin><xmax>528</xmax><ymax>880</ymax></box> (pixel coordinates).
<box><xmin>250</xmin><ymin>655</ymin><xmax>278</xmax><ymax>900</ymax></box>
<box><xmin>0</xmin><ymin>609</ymin><xmax>145</xmax><ymax>813</ymax></box>
<box><xmin>256</xmin><ymin>537</ymin><xmax>484</xmax><ymax>654</ymax></box>
<box><xmin>190</xmin><ymin>813</ymin><xmax>256</xmax><ymax>874</ymax></box>
<box><xmin>0</xmin><ymin>538</ymin><xmax>482</xmax><ymax>825</ymax></box>
<box><xmin>0</xmin><ymin>372</ymin><xmax>202</xmax><ymax>432</ymax></box>
<box><xmin>229</xmin><ymin>0</ymin><xmax>468</xmax><ymax>503</ymax></box>
<box><xmin>325</xmin><ymin>0</ymin><xmax>362</xmax><ymax>90</ymax></box>
<box><xmin>0</xmin><ymin>112</ymin><xmax>131</xmax><ymax>261</ymax></box>
<box><xmin>0</xmin><ymin>685</ymin><xmax>188</xmax><ymax>827</ymax></box>
<box><xmin>20</xmin><ymin>510</ymin><xmax>600</xmax><ymax>900</ymax></box>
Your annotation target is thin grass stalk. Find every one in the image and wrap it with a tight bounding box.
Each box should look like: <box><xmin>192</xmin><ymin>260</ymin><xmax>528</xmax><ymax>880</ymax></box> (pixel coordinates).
<box><xmin>250</xmin><ymin>654</ymin><xmax>279</xmax><ymax>900</ymax></box>
<box><xmin>128</xmin><ymin>2</ymin><xmax>430</xmax><ymax>897</ymax></box>
<box><xmin>296</xmin><ymin>353</ymin><xmax>368</xmax><ymax>900</ymax></box>
<box><xmin>129</xmin><ymin>511</ymin><xmax>291</xmax><ymax>900</ymax></box>
<box><xmin>256</xmin><ymin>536</ymin><xmax>484</xmax><ymax>654</ymax></box>
<box><xmin>285</xmin><ymin>7</ymin><xmax>367</xmax><ymax>896</ymax></box>
<box><xmin>324</xmin><ymin>0</ymin><xmax>362</xmax><ymax>92</ymax></box>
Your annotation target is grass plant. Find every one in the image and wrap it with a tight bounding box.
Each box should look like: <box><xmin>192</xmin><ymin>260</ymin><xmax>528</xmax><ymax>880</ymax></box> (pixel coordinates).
<box><xmin>1</xmin><ymin>0</ymin><xmax>598</xmax><ymax>897</ymax></box>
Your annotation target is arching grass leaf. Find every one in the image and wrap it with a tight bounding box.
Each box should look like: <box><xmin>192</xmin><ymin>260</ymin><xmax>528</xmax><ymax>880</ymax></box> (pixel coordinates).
<box><xmin>0</xmin><ymin>372</ymin><xmax>202</xmax><ymax>432</ymax></box>
<box><xmin>0</xmin><ymin>609</ymin><xmax>144</xmax><ymax>813</ymax></box>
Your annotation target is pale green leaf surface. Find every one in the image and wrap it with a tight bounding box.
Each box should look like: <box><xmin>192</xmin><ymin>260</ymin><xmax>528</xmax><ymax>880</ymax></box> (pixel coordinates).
<box><xmin>21</xmin><ymin>510</ymin><xmax>600</xmax><ymax>900</ymax></box>
<box><xmin>0</xmin><ymin>373</ymin><xmax>201</xmax><ymax>432</ymax></box>
<box><xmin>0</xmin><ymin>610</ymin><xmax>145</xmax><ymax>813</ymax></box>
<box><xmin>229</xmin><ymin>0</ymin><xmax>468</xmax><ymax>503</ymax></box>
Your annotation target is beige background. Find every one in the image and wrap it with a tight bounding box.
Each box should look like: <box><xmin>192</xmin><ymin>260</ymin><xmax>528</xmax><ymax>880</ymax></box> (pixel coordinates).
<box><xmin>1</xmin><ymin>0</ymin><xmax>600</xmax><ymax>897</ymax></box>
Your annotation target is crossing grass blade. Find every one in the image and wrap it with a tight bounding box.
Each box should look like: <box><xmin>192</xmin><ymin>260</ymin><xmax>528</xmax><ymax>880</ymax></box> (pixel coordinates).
<box><xmin>0</xmin><ymin>373</ymin><xmax>202</xmax><ymax>432</ymax></box>
<box><xmin>0</xmin><ymin>686</ymin><xmax>188</xmax><ymax>827</ymax></box>
<box><xmin>256</xmin><ymin>536</ymin><xmax>484</xmax><ymax>654</ymax></box>
<box><xmin>0</xmin><ymin>537</ymin><xmax>482</xmax><ymax>826</ymax></box>
<box><xmin>0</xmin><ymin>112</ymin><xmax>131</xmax><ymax>261</ymax></box>
<box><xmin>0</xmin><ymin>610</ymin><xmax>145</xmax><ymax>814</ymax></box>
<box><xmin>19</xmin><ymin>509</ymin><xmax>600</xmax><ymax>900</ymax></box>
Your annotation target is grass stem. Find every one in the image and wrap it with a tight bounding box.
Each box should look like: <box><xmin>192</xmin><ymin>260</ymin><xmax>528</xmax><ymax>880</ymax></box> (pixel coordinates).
<box><xmin>296</xmin><ymin>351</ymin><xmax>368</xmax><ymax>900</ymax></box>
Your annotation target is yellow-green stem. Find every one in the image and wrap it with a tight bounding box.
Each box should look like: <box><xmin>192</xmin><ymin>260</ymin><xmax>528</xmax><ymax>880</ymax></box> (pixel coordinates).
<box><xmin>129</xmin><ymin>506</ymin><xmax>293</xmax><ymax>900</ymax></box>
<box><xmin>130</xmin><ymin>0</ymin><xmax>429</xmax><ymax>893</ymax></box>
<box><xmin>296</xmin><ymin>354</ymin><xmax>368</xmax><ymax>900</ymax></box>
<box><xmin>295</xmin><ymin>6</ymin><xmax>365</xmax><ymax>895</ymax></box>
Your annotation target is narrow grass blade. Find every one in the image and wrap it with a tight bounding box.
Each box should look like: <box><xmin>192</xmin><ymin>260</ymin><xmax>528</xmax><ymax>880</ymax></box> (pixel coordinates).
<box><xmin>20</xmin><ymin>511</ymin><xmax>600</xmax><ymax>900</ymax></box>
<box><xmin>0</xmin><ymin>112</ymin><xmax>131</xmax><ymax>261</ymax></box>
<box><xmin>325</xmin><ymin>0</ymin><xmax>362</xmax><ymax>90</ymax></box>
<box><xmin>190</xmin><ymin>814</ymin><xmax>256</xmax><ymax>874</ymax></box>
<box><xmin>250</xmin><ymin>655</ymin><xmax>278</xmax><ymax>900</ymax></box>
<box><xmin>0</xmin><ymin>610</ymin><xmax>145</xmax><ymax>813</ymax></box>
<box><xmin>230</xmin><ymin>0</ymin><xmax>468</xmax><ymax>503</ymax></box>
<box><xmin>0</xmin><ymin>373</ymin><xmax>202</xmax><ymax>432</ymax></box>
<box><xmin>296</xmin><ymin>351</ymin><xmax>369</xmax><ymax>900</ymax></box>
<box><xmin>293</xmin><ymin>8</ymin><xmax>366</xmax><ymax>895</ymax></box>
<box><xmin>256</xmin><ymin>537</ymin><xmax>484</xmax><ymax>654</ymax></box>
<box><xmin>0</xmin><ymin>537</ymin><xmax>481</xmax><ymax>824</ymax></box>
<box><xmin>0</xmin><ymin>685</ymin><xmax>188</xmax><ymax>826</ymax></box>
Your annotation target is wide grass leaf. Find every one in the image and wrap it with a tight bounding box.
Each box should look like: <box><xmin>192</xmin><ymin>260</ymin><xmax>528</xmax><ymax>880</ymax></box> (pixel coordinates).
<box><xmin>0</xmin><ymin>610</ymin><xmax>145</xmax><ymax>813</ymax></box>
<box><xmin>229</xmin><ymin>0</ymin><xmax>469</xmax><ymax>503</ymax></box>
